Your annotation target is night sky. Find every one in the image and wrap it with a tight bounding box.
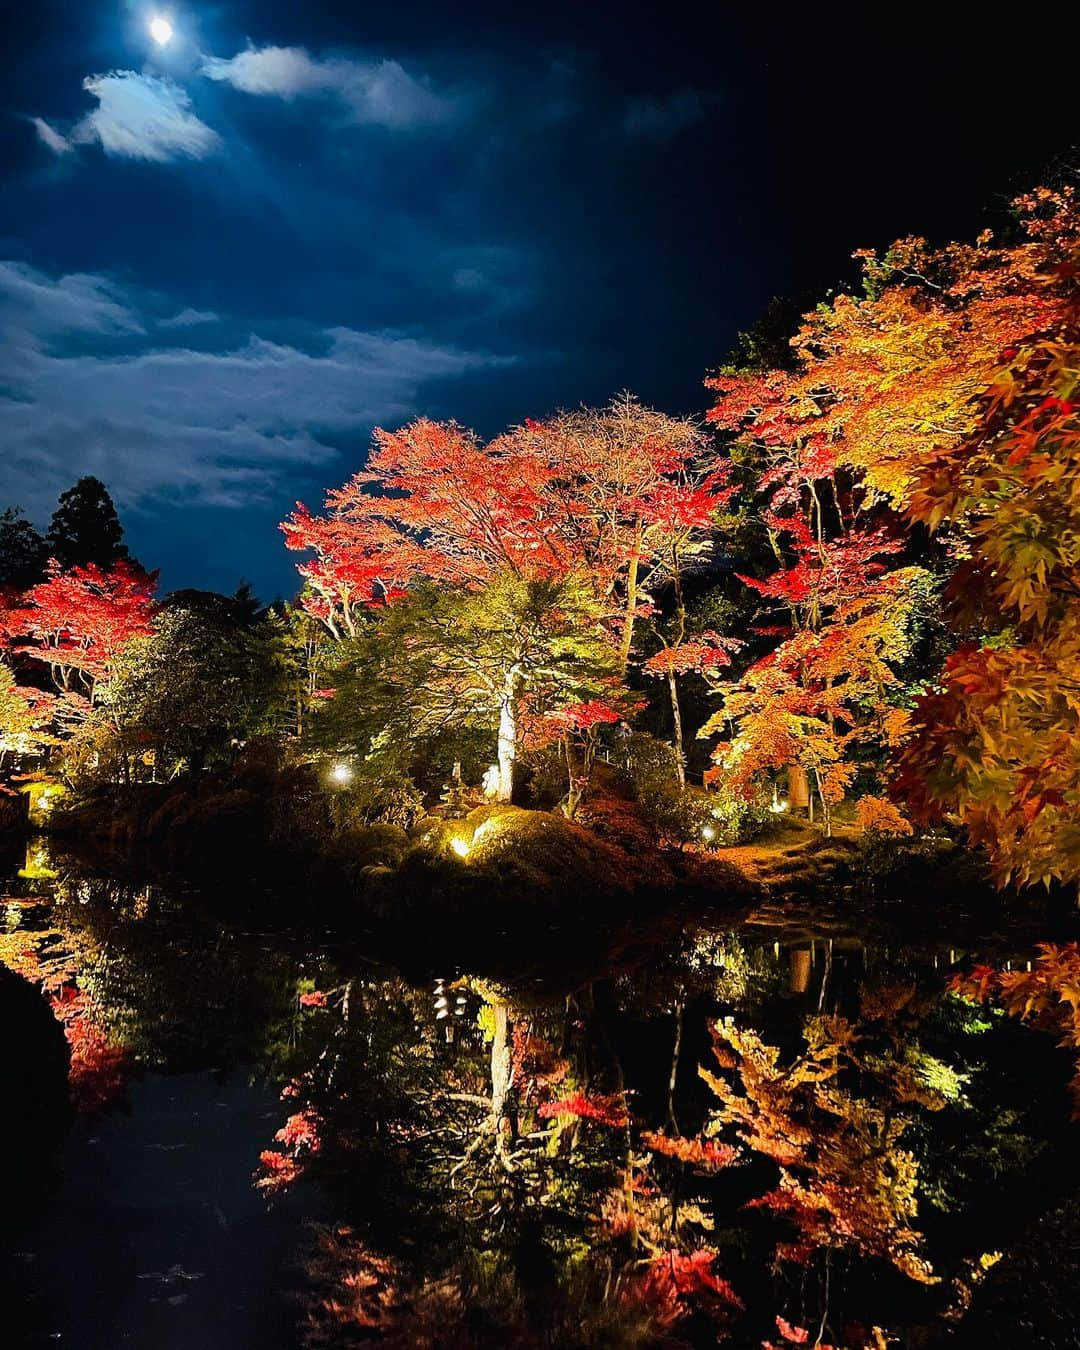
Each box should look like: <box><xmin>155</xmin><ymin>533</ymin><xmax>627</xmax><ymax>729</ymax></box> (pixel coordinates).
<box><xmin>1</xmin><ymin>2</ymin><xmax>1075</xmax><ymax>600</ymax></box>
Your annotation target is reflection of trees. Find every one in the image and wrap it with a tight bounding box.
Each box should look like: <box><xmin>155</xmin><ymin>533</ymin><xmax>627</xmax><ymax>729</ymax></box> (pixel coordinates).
<box><xmin>1</xmin><ymin>860</ymin><xmax>312</xmax><ymax>1117</ymax></box>
<box><xmin>270</xmin><ymin>935</ymin><xmax>1071</xmax><ymax>1348</ymax></box>
<box><xmin>7</xmin><ymin>853</ymin><xmax>1073</xmax><ymax>1346</ymax></box>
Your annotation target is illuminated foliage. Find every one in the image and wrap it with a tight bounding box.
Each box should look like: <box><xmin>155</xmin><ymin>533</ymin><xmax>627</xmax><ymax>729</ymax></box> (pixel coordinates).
<box><xmin>5</xmin><ymin>559</ymin><xmax>157</xmax><ymax>702</ymax></box>
<box><xmin>699</xmin><ymin>1016</ymin><xmax>938</xmax><ymax>1283</ymax></box>
<box><xmin>951</xmin><ymin>943</ymin><xmax>1080</xmax><ymax>1116</ymax></box>
<box><xmin>702</xmin><ymin>189</ymin><xmax>1079</xmax><ymax>845</ymax></box>
<box><xmin>897</xmin><ymin>234</ymin><xmax>1080</xmax><ymax>887</ymax></box>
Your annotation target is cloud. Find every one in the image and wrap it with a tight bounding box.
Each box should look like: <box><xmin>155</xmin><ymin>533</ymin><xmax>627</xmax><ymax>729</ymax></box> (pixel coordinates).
<box><xmin>0</xmin><ymin>263</ymin><xmax>511</xmax><ymax>515</ymax></box>
<box><xmin>201</xmin><ymin>46</ymin><xmax>454</xmax><ymax>127</ymax></box>
<box><xmin>70</xmin><ymin>72</ymin><xmax>222</xmax><ymax>162</ymax></box>
<box><xmin>0</xmin><ymin>261</ymin><xmax>144</xmax><ymax>340</ymax></box>
<box><xmin>31</xmin><ymin>117</ymin><xmax>73</xmax><ymax>156</ymax></box>
<box><xmin>624</xmin><ymin>88</ymin><xmax>720</xmax><ymax>141</ymax></box>
<box><xmin>158</xmin><ymin>307</ymin><xmax>219</xmax><ymax>329</ymax></box>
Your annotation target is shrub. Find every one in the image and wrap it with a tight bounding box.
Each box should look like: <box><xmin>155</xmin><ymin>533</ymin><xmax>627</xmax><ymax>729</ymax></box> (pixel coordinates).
<box><xmin>613</xmin><ymin>731</ymin><xmax>682</xmax><ymax>801</ymax></box>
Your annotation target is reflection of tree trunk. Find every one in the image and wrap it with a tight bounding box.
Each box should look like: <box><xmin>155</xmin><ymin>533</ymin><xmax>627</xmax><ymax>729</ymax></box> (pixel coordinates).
<box><xmin>666</xmin><ymin>999</ymin><xmax>683</xmax><ymax>1133</ymax></box>
<box><xmin>496</xmin><ymin>680</ymin><xmax>517</xmax><ymax>804</ymax></box>
<box><xmin>490</xmin><ymin>1002</ymin><xmax>514</xmax><ymax>1164</ymax></box>
<box><xmin>667</xmin><ymin>672</ymin><xmax>685</xmax><ymax>787</ymax></box>
<box><xmin>789</xmin><ymin>948</ymin><xmax>812</xmax><ymax>994</ymax></box>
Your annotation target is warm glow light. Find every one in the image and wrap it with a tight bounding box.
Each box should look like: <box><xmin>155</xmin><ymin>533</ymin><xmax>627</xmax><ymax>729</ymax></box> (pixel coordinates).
<box><xmin>330</xmin><ymin>762</ymin><xmax>353</xmax><ymax>786</ymax></box>
<box><xmin>701</xmin><ymin>824</ymin><xmax>716</xmax><ymax>841</ymax></box>
<box><xmin>769</xmin><ymin>798</ymin><xmax>789</xmax><ymax>814</ymax></box>
<box><xmin>450</xmin><ymin>837</ymin><xmax>470</xmax><ymax>859</ymax></box>
<box><xmin>150</xmin><ymin>15</ymin><xmax>174</xmax><ymax>45</ymax></box>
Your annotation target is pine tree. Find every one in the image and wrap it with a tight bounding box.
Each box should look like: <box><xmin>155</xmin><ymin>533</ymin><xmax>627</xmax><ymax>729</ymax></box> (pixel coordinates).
<box><xmin>46</xmin><ymin>477</ymin><xmax>132</xmax><ymax>570</ymax></box>
<box><xmin>0</xmin><ymin>508</ymin><xmax>48</xmax><ymax>589</ymax></box>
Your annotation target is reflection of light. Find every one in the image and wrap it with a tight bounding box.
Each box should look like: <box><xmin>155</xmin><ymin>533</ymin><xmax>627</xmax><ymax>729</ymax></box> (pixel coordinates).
<box><xmin>150</xmin><ymin>15</ymin><xmax>173</xmax><ymax>44</ymax></box>
<box><xmin>450</xmin><ymin>837</ymin><xmax>470</xmax><ymax>859</ymax></box>
<box><xmin>330</xmin><ymin>762</ymin><xmax>353</xmax><ymax>786</ymax></box>
<box><xmin>701</xmin><ymin>824</ymin><xmax>716</xmax><ymax>842</ymax></box>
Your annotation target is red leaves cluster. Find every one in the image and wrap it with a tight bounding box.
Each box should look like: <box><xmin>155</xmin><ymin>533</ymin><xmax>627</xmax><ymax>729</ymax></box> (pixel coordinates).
<box><xmin>543</xmin><ymin>699</ymin><xmax>622</xmax><ymax>733</ymax></box>
<box><xmin>49</xmin><ymin>985</ymin><xmax>131</xmax><ymax>1117</ymax></box>
<box><xmin>282</xmin><ymin>398</ymin><xmax>732</xmax><ymax>651</ymax></box>
<box><xmin>633</xmin><ymin>1249</ymin><xmax>743</xmax><ymax>1330</ymax></box>
<box><xmin>641</xmin><ymin>1129</ymin><xmax>741</xmax><ymax>1171</ymax></box>
<box><xmin>642</xmin><ymin>632</ymin><xmax>739</xmax><ymax>678</ymax></box>
<box><xmin>257</xmin><ymin>1108</ymin><xmax>324</xmax><ymax>1194</ymax></box>
<box><xmin>8</xmin><ymin>560</ymin><xmax>156</xmax><ymax>687</ymax></box>
<box><xmin>537</xmin><ymin>1091</ymin><xmax>629</xmax><ymax>1128</ymax></box>
<box><xmin>951</xmin><ymin>943</ymin><xmax>1080</xmax><ymax>1116</ymax></box>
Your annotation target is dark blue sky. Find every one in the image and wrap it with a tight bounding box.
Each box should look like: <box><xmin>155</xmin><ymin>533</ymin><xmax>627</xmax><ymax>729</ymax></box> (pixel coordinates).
<box><xmin>1</xmin><ymin>2</ymin><xmax>1075</xmax><ymax>599</ymax></box>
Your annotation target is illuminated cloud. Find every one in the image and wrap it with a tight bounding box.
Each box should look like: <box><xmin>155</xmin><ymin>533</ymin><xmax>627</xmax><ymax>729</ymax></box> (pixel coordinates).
<box><xmin>71</xmin><ymin>72</ymin><xmax>222</xmax><ymax>162</ymax></box>
<box><xmin>31</xmin><ymin>117</ymin><xmax>73</xmax><ymax>155</ymax></box>
<box><xmin>201</xmin><ymin>46</ymin><xmax>454</xmax><ymax>127</ymax></box>
<box><xmin>0</xmin><ymin>260</ymin><xmax>143</xmax><ymax>339</ymax></box>
<box><xmin>0</xmin><ymin>263</ymin><xmax>510</xmax><ymax>514</ymax></box>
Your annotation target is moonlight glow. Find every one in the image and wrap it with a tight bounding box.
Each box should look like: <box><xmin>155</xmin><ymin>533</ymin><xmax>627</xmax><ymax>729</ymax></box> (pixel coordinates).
<box><xmin>149</xmin><ymin>16</ymin><xmax>174</xmax><ymax>45</ymax></box>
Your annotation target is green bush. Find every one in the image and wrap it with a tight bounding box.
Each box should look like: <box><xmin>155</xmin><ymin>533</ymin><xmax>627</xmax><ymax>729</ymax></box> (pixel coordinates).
<box><xmin>613</xmin><ymin>731</ymin><xmax>681</xmax><ymax>799</ymax></box>
<box><xmin>639</xmin><ymin>780</ymin><xmax>770</xmax><ymax>849</ymax></box>
<box><xmin>333</xmin><ymin>772</ymin><xmax>425</xmax><ymax>832</ymax></box>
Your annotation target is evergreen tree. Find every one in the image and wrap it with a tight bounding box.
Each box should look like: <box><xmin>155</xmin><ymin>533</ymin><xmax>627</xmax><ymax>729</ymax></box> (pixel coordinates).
<box><xmin>46</xmin><ymin>477</ymin><xmax>132</xmax><ymax>570</ymax></box>
<box><xmin>0</xmin><ymin>508</ymin><xmax>48</xmax><ymax>590</ymax></box>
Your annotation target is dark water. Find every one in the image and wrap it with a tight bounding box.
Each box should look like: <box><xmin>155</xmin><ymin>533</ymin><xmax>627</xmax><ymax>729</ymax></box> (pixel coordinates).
<box><xmin>2</xmin><ymin>838</ymin><xmax>1078</xmax><ymax>1348</ymax></box>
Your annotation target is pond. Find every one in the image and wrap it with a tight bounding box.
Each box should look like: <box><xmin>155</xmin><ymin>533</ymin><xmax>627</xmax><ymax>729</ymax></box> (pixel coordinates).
<box><xmin>3</xmin><ymin>837</ymin><xmax>1079</xmax><ymax>1349</ymax></box>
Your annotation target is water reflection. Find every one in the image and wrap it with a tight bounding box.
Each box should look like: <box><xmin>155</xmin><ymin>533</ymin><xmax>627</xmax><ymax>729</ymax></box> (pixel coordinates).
<box><xmin>2</xmin><ymin>846</ymin><xmax>1079</xmax><ymax>1347</ymax></box>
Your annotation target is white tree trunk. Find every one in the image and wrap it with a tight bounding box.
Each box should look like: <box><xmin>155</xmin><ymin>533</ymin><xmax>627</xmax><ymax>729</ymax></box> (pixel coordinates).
<box><xmin>496</xmin><ymin>685</ymin><xmax>516</xmax><ymax>803</ymax></box>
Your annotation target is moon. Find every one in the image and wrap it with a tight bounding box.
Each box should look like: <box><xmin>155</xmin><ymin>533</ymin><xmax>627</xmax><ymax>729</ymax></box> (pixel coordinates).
<box><xmin>149</xmin><ymin>16</ymin><xmax>174</xmax><ymax>45</ymax></box>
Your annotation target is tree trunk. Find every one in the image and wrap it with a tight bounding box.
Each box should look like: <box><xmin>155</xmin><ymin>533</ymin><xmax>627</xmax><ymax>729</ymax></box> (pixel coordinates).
<box><xmin>667</xmin><ymin>670</ymin><xmax>685</xmax><ymax>787</ymax></box>
<box><xmin>618</xmin><ymin>523</ymin><xmax>643</xmax><ymax>674</ymax></box>
<box><xmin>787</xmin><ymin>763</ymin><xmax>810</xmax><ymax>812</ymax></box>
<box><xmin>496</xmin><ymin>680</ymin><xmax>517</xmax><ymax>804</ymax></box>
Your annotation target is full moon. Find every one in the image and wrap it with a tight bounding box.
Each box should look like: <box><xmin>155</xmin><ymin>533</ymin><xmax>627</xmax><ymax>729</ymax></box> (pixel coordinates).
<box><xmin>149</xmin><ymin>16</ymin><xmax>174</xmax><ymax>45</ymax></box>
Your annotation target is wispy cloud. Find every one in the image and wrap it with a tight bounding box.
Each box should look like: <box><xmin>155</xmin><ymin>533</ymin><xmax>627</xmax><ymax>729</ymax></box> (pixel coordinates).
<box><xmin>158</xmin><ymin>307</ymin><xmax>219</xmax><ymax>329</ymax></box>
<box><xmin>30</xmin><ymin>117</ymin><xmax>73</xmax><ymax>156</ymax></box>
<box><xmin>201</xmin><ymin>46</ymin><xmax>456</xmax><ymax>128</ymax></box>
<box><xmin>0</xmin><ymin>261</ymin><xmax>144</xmax><ymax>340</ymax></box>
<box><xmin>70</xmin><ymin>72</ymin><xmax>222</xmax><ymax>162</ymax></box>
<box><xmin>624</xmin><ymin>88</ymin><xmax>720</xmax><ymax>141</ymax></box>
<box><xmin>0</xmin><ymin>263</ymin><xmax>511</xmax><ymax>514</ymax></box>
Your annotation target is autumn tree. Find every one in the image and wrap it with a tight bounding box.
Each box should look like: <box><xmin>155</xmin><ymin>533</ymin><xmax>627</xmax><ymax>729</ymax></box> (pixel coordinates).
<box><xmin>282</xmin><ymin>418</ymin><xmax>569</xmax><ymax>638</ymax></box>
<box><xmin>282</xmin><ymin>402</ymin><xmax>732</xmax><ymax>794</ymax></box>
<box><xmin>702</xmin><ymin>188</ymin><xmax>1079</xmax><ymax>830</ymax></box>
<box><xmin>502</xmin><ymin>395</ymin><xmax>733</xmax><ymax>674</ymax></box>
<box><xmin>284</xmin><ymin>398</ymin><xmax>731</xmax><ymax>666</ymax></box>
<box><xmin>1</xmin><ymin>562</ymin><xmax>157</xmax><ymax>780</ymax></box>
<box><xmin>0</xmin><ymin>660</ymin><xmax>53</xmax><ymax>766</ymax></box>
<box><xmin>699</xmin><ymin>519</ymin><xmax>925</xmax><ymax>830</ymax></box>
<box><xmin>896</xmin><ymin>202</ymin><xmax>1080</xmax><ymax>888</ymax></box>
<box><xmin>330</xmin><ymin>573</ymin><xmax>619</xmax><ymax>803</ymax></box>
<box><xmin>7</xmin><ymin>560</ymin><xmax>157</xmax><ymax>704</ymax></box>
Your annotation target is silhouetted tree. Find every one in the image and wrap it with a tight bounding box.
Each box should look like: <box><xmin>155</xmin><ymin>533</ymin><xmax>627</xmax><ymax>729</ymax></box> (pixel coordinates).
<box><xmin>0</xmin><ymin>508</ymin><xmax>48</xmax><ymax>590</ymax></box>
<box><xmin>46</xmin><ymin>477</ymin><xmax>132</xmax><ymax>570</ymax></box>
